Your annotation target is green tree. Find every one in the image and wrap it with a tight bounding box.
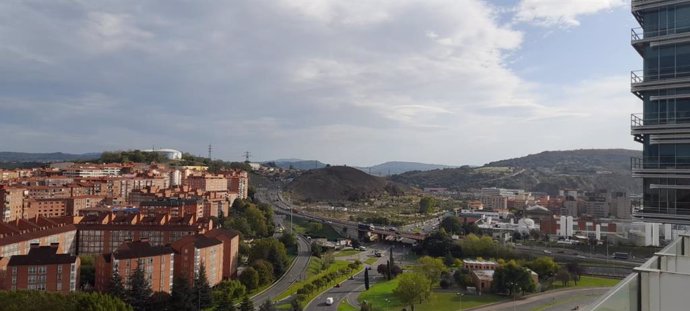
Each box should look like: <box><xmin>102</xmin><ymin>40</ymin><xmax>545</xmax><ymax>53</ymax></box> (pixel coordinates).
<box><xmin>252</xmin><ymin>259</ymin><xmax>275</xmax><ymax>286</ymax></box>
<box><xmin>556</xmin><ymin>268</ymin><xmax>571</xmax><ymax>287</ymax></box>
<box><xmin>249</xmin><ymin>238</ymin><xmax>290</xmax><ymax>277</ymax></box>
<box><xmin>193</xmin><ymin>263</ymin><xmax>213</xmax><ymax>309</ymax></box>
<box><xmin>311</xmin><ymin>241</ymin><xmax>323</xmax><ymax>257</ymax></box>
<box><xmin>418</xmin><ymin>197</ymin><xmax>437</xmax><ymax>214</ymax></box>
<box><xmin>491</xmin><ymin>260</ymin><xmax>536</xmax><ymax>296</ymax></box>
<box><xmin>240</xmin><ymin>296</ymin><xmax>254</xmax><ymax>311</ymax></box>
<box><xmin>127</xmin><ymin>265</ymin><xmax>152</xmax><ymax>311</ymax></box>
<box><xmin>393</xmin><ymin>273</ymin><xmax>432</xmax><ymax>311</ymax></box>
<box><xmin>525</xmin><ymin>257</ymin><xmax>559</xmax><ymax>281</ymax></box>
<box><xmin>290</xmin><ymin>299</ymin><xmax>302</xmax><ymax>311</ymax></box>
<box><xmin>170</xmin><ymin>275</ymin><xmax>195</xmax><ymax>311</ymax></box>
<box><xmin>307</xmin><ymin>222</ymin><xmax>323</xmax><ymax>234</ymax></box>
<box><xmin>279</xmin><ymin>232</ymin><xmax>298</xmax><ymax>251</ymax></box>
<box><xmin>213</xmin><ymin>280</ymin><xmax>245</xmax><ymax>311</ymax></box>
<box><xmin>239</xmin><ymin>267</ymin><xmax>260</xmax><ymax>291</ymax></box>
<box><xmin>440</xmin><ymin>216</ymin><xmax>463</xmax><ymax>234</ymax></box>
<box><xmin>246</xmin><ymin>205</ymin><xmax>269</xmax><ymax>237</ymax></box>
<box><xmin>109</xmin><ymin>270</ymin><xmax>126</xmax><ymax>301</ymax></box>
<box><xmin>259</xmin><ymin>299</ymin><xmax>276</xmax><ymax>311</ymax></box>
<box><xmin>415</xmin><ymin>256</ymin><xmax>448</xmax><ymax>284</ymax></box>
<box><xmin>566</xmin><ymin>262</ymin><xmax>583</xmax><ymax>285</ymax></box>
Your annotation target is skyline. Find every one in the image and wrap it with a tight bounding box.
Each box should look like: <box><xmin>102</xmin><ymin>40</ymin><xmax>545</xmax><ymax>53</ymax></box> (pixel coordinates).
<box><xmin>0</xmin><ymin>0</ymin><xmax>639</xmax><ymax>166</ymax></box>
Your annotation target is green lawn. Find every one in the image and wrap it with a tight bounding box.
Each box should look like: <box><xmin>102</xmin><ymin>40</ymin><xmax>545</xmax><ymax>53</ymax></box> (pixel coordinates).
<box><xmin>334</xmin><ymin>249</ymin><xmax>362</xmax><ymax>257</ymax></box>
<box><xmin>365</xmin><ymin>257</ymin><xmax>379</xmax><ymax>265</ymax></box>
<box><xmin>552</xmin><ymin>276</ymin><xmax>621</xmax><ymax>289</ymax></box>
<box><xmin>275</xmin><ymin>259</ymin><xmax>357</xmax><ymax>301</ymax></box>
<box><xmin>338</xmin><ymin>300</ymin><xmax>359</xmax><ymax>311</ymax></box>
<box><xmin>291</xmin><ymin>217</ymin><xmax>343</xmax><ymax>240</ymax></box>
<box><xmin>359</xmin><ymin>278</ymin><xmax>506</xmax><ymax>311</ymax></box>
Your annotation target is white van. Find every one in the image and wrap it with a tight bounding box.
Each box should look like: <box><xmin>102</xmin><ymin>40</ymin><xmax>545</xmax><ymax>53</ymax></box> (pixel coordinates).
<box><xmin>325</xmin><ymin>297</ymin><xmax>334</xmax><ymax>305</ymax></box>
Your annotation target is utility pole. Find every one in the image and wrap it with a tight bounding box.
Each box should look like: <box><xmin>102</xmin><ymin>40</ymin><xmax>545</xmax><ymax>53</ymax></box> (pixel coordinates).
<box><xmin>244</xmin><ymin>151</ymin><xmax>251</xmax><ymax>163</ymax></box>
<box><xmin>208</xmin><ymin>144</ymin><xmax>212</xmax><ymax>160</ymax></box>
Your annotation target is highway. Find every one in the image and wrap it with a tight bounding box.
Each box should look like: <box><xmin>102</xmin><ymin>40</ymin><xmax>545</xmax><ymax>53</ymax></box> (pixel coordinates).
<box><xmin>251</xmin><ymin>190</ymin><xmax>312</xmax><ymax>306</ymax></box>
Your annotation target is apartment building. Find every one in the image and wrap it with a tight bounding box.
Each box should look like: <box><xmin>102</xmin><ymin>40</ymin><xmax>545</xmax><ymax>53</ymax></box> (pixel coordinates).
<box><xmin>76</xmin><ymin>213</ymin><xmax>213</xmax><ymax>255</ymax></box>
<box><xmin>95</xmin><ymin>241</ymin><xmax>174</xmax><ymax>293</ymax></box>
<box><xmin>186</xmin><ymin>175</ymin><xmax>228</xmax><ymax>192</ymax></box>
<box><xmin>0</xmin><ymin>216</ymin><xmax>77</xmax><ymax>257</ymax></box>
<box><xmin>171</xmin><ymin>235</ymin><xmax>224</xmax><ymax>286</ymax></box>
<box><xmin>0</xmin><ymin>244</ymin><xmax>79</xmax><ymax>292</ymax></box>
<box><xmin>139</xmin><ymin>198</ymin><xmax>204</xmax><ymax>218</ymax></box>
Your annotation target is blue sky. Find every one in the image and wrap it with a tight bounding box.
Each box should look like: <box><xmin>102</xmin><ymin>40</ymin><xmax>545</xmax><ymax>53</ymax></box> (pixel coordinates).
<box><xmin>0</xmin><ymin>0</ymin><xmax>641</xmax><ymax>166</ymax></box>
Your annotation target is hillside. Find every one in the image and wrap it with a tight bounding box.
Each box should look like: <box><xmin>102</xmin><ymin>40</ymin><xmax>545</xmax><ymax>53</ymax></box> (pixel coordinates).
<box><xmin>357</xmin><ymin>161</ymin><xmax>455</xmax><ymax>176</ymax></box>
<box><xmin>266</xmin><ymin>159</ymin><xmax>328</xmax><ymax>170</ymax></box>
<box><xmin>286</xmin><ymin>166</ymin><xmax>412</xmax><ymax>201</ymax></box>
<box><xmin>390</xmin><ymin>149</ymin><xmax>642</xmax><ymax>195</ymax></box>
<box><xmin>0</xmin><ymin>152</ymin><xmax>100</xmax><ymax>162</ymax></box>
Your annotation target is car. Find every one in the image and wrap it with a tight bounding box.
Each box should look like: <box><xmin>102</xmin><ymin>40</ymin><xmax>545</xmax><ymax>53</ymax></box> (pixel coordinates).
<box><xmin>576</xmin><ymin>255</ymin><xmax>586</xmax><ymax>259</ymax></box>
<box><xmin>325</xmin><ymin>297</ymin><xmax>334</xmax><ymax>305</ymax></box>
<box><xmin>359</xmin><ymin>246</ymin><xmax>366</xmax><ymax>251</ymax></box>
<box><xmin>374</xmin><ymin>251</ymin><xmax>382</xmax><ymax>257</ymax></box>
<box><xmin>543</xmin><ymin>250</ymin><xmax>552</xmax><ymax>254</ymax></box>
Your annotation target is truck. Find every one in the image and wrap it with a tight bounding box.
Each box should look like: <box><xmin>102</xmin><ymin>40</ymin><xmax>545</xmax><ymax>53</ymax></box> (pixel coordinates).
<box><xmin>325</xmin><ymin>297</ymin><xmax>334</xmax><ymax>305</ymax></box>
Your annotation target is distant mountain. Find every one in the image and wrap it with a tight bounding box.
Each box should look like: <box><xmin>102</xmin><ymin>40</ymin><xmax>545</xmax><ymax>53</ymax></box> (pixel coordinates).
<box><xmin>286</xmin><ymin>166</ymin><xmax>413</xmax><ymax>202</ymax></box>
<box><xmin>357</xmin><ymin>161</ymin><xmax>455</xmax><ymax>176</ymax></box>
<box><xmin>390</xmin><ymin>149</ymin><xmax>642</xmax><ymax>195</ymax></box>
<box><xmin>0</xmin><ymin>152</ymin><xmax>101</xmax><ymax>163</ymax></box>
<box><xmin>265</xmin><ymin>159</ymin><xmax>329</xmax><ymax>170</ymax></box>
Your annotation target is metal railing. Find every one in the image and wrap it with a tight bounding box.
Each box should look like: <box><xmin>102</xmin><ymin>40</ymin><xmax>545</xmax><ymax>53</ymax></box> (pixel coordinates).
<box><xmin>631</xmin><ymin>67</ymin><xmax>690</xmax><ymax>84</ymax></box>
<box><xmin>631</xmin><ymin>25</ymin><xmax>690</xmax><ymax>42</ymax></box>
<box><xmin>631</xmin><ymin>156</ymin><xmax>690</xmax><ymax>170</ymax></box>
<box><xmin>631</xmin><ymin>112</ymin><xmax>690</xmax><ymax>127</ymax></box>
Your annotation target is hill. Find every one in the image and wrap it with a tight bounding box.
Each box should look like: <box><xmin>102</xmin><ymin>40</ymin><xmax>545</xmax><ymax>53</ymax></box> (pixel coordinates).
<box><xmin>0</xmin><ymin>152</ymin><xmax>100</xmax><ymax>163</ymax></box>
<box><xmin>286</xmin><ymin>166</ymin><xmax>412</xmax><ymax>201</ymax></box>
<box><xmin>266</xmin><ymin>159</ymin><xmax>329</xmax><ymax>170</ymax></box>
<box><xmin>390</xmin><ymin>149</ymin><xmax>642</xmax><ymax>195</ymax></box>
<box><xmin>356</xmin><ymin>161</ymin><xmax>455</xmax><ymax>176</ymax></box>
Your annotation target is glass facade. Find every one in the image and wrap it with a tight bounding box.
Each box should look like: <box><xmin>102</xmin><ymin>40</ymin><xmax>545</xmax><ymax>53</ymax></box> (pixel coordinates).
<box><xmin>634</xmin><ymin>1</ymin><xmax>690</xmax><ymax>221</ymax></box>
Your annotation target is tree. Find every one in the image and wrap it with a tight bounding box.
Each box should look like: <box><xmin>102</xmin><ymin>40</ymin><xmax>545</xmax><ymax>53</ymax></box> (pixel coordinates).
<box><xmin>249</xmin><ymin>238</ymin><xmax>290</xmax><ymax>277</ymax></box>
<box><xmin>213</xmin><ymin>280</ymin><xmax>245</xmax><ymax>311</ymax></box>
<box><xmin>393</xmin><ymin>273</ymin><xmax>432</xmax><ymax>311</ymax></box>
<box><xmin>415</xmin><ymin>256</ymin><xmax>448</xmax><ymax>284</ymax></box>
<box><xmin>307</xmin><ymin>222</ymin><xmax>323</xmax><ymax>234</ymax></box>
<box><xmin>171</xmin><ymin>275</ymin><xmax>195</xmax><ymax>311</ymax></box>
<box><xmin>279</xmin><ymin>232</ymin><xmax>297</xmax><ymax>251</ymax></box>
<box><xmin>126</xmin><ymin>265</ymin><xmax>152</xmax><ymax>311</ymax></box>
<box><xmin>194</xmin><ymin>263</ymin><xmax>213</xmax><ymax>309</ymax></box>
<box><xmin>252</xmin><ymin>260</ymin><xmax>275</xmax><ymax>286</ymax></box>
<box><xmin>240</xmin><ymin>296</ymin><xmax>254</xmax><ymax>311</ymax></box>
<box><xmin>556</xmin><ymin>268</ymin><xmax>571</xmax><ymax>287</ymax></box>
<box><xmin>418</xmin><ymin>197</ymin><xmax>437</xmax><ymax>214</ymax></box>
<box><xmin>149</xmin><ymin>292</ymin><xmax>171</xmax><ymax>311</ymax></box>
<box><xmin>566</xmin><ymin>262</ymin><xmax>583</xmax><ymax>285</ymax></box>
<box><xmin>259</xmin><ymin>299</ymin><xmax>276</xmax><ymax>311</ymax></box>
<box><xmin>491</xmin><ymin>260</ymin><xmax>536</xmax><ymax>296</ymax></box>
<box><xmin>311</xmin><ymin>242</ymin><xmax>323</xmax><ymax>257</ymax></box>
<box><xmin>440</xmin><ymin>217</ymin><xmax>463</xmax><ymax>234</ymax></box>
<box><xmin>239</xmin><ymin>267</ymin><xmax>260</xmax><ymax>291</ymax></box>
<box><xmin>109</xmin><ymin>270</ymin><xmax>126</xmax><ymax>301</ymax></box>
<box><xmin>360</xmin><ymin>301</ymin><xmax>373</xmax><ymax>311</ymax></box>
<box><xmin>364</xmin><ymin>267</ymin><xmax>370</xmax><ymax>290</ymax></box>
<box><xmin>525</xmin><ymin>257</ymin><xmax>559</xmax><ymax>281</ymax></box>
<box><xmin>290</xmin><ymin>299</ymin><xmax>302</xmax><ymax>311</ymax></box>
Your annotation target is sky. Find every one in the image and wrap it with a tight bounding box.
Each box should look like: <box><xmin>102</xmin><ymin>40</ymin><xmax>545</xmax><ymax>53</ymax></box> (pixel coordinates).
<box><xmin>0</xmin><ymin>0</ymin><xmax>641</xmax><ymax>166</ymax></box>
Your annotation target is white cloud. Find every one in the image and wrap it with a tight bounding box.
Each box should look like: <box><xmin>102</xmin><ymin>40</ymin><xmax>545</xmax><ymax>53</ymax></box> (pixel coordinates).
<box><xmin>515</xmin><ymin>0</ymin><xmax>626</xmax><ymax>27</ymax></box>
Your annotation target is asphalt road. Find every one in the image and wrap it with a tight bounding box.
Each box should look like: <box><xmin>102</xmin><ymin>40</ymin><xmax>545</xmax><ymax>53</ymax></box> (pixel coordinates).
<box><xmin>251</xmin><ymin>190</ymin><xmax>312</xmax><ymax>306</ymax></box>
<box><xmin>304</xmin><ymin>254</ymin><xmax>389</xmax><ymax>311</ymax></box>
<box><xmin>469</xmin><ymin>287</ymin><xmax>610</xmax><ymax>311</ymax></box>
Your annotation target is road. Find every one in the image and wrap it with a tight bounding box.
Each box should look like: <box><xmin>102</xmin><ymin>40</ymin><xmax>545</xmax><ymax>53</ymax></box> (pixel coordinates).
<box><xmin>251</xmin><ymin>190</ymin><xmax>312</xmax><ymax>306</ymax></box>
<box><xmin>304</xmin><ymin>248</ymin><xmax>390</xmax><ymax>311</ymax></box>
<box><xmin>469</xmin><ymin>287</ymin><xmax>610</xmax><ymax>311</ymax></box>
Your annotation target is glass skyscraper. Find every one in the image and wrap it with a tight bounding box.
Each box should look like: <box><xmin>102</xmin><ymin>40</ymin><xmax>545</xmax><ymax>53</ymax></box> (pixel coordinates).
<box><xmin>632</xmin><ymin>0</ymin><xmax>690</xmax><ymax>224</ymax></box>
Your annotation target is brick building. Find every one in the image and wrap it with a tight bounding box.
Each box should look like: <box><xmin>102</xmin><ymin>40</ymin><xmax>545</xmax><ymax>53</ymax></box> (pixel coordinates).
<box><xmin>0</xmin><ymin>216</ymin><xmax>77</xmax><ymax>257</ymax></box>
<box><xmin>0</xmin><ymin>244</ymin><xmax>79</xmax><ymax>292</ymax></box>
<box><xmin>1</xmin><ymin>186</ymin><xmax>26</xmax><ymax>222</ymax></box>
<box><xmin>139</xmin><ymin>198</ymin><xmax>204</xmax><ymax>218</ymax></box>
<box><xmin>76</xmin><ymin>213</ymin><xmax>213</xmax><ymax>255</ymax></box>
<box><xmin>186</xmin><ymin>175</ymin><xmax>228</xmax><ymax>192</ymax></box>
<box><xmin>95</xmin><ymin>241</ymin><xmax>174</xmax><ymax>293</ymax></box>
<box><xmin>171</xmin><ymin>235</ymin><xmax>224</xmax><ymax>286</ymax></box>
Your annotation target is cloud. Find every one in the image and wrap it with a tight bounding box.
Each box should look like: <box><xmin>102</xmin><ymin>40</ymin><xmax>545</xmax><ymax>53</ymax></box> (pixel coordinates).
<box><xmin>514</xmin><ymin>0</ymin><xmax>626</xmax><ymax>27</ymax></box>
<box><xmin>0</xmin><ymin>0</ymin><xmax>635</xmax><ymax>165</ymax></box>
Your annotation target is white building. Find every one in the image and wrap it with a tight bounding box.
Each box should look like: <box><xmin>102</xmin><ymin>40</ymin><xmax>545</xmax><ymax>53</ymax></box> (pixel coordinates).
<box><xmin>142</xmin><ymin>149</ymin><xmax>182</xmax><ymax>160</ymax></box>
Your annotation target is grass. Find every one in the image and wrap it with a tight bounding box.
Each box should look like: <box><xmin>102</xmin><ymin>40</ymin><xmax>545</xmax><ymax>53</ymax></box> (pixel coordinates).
<box><xmin>359</xmin><ymin>278</ymin><xmax>506</xmax><ymax>311</ymax></box>
<box><xmin>334</xmin><ymin>249</ymin><xmax>362</xmax><ymax>257</ymax></box>
<box><xmin>275</xmin><ymin>259</ymin><xmax>355</xmax><ymax>301</ymax></box>
<box><xmin>291</xmin><ymin>217</ymin><xmax>343</xmax><ymax>240</ymax></box>
<box><xmin>365</xmin><ymin>257</ymin><xmax>378</xmax><ymax>265</ymax></box>
<box><xmin>338</xmin><ymin>300</ymin><xmax>359</xmax><ymax>311</ymax></box>
<box><xmin>552</xmin><ymin>275</ymin><xmax>621</xmax><ymax>289</ymax></box>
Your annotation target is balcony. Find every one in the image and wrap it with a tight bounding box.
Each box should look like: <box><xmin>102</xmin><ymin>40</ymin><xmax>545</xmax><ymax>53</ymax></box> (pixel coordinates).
<box><xmin>630</xmin><ymin>113</ymin><xmax>690</xmax><ymax>142</ymax></box>
<box><xmin>631</xmin><ymin>156</ymin><xmax>690</xmax><ymax>178</ymax></box>
<box><xmin>631</xmin><ymin>26</ymin><xmax>690</xmax><ymax>56</ymax></box>
<box><xmin>631</xmin><ymin>69</ymin><xmax>690</xmax><ymax>99</ymax></box>
<box><xmin>632</xmin><ymin>0</ymin><xmax>690</xmax><ymax>14</ymax></box>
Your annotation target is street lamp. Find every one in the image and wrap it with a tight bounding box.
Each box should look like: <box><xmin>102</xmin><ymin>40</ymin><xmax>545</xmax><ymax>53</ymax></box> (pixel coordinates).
<box><xmin>385</xmin><ymin>298</ymin><xmax>390</xmax><ymax>311</ymax></box>
<box><xmin>457</xmin><ymin>292</ymin><xmax>464</xmax><ymax>310</ymax></box>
